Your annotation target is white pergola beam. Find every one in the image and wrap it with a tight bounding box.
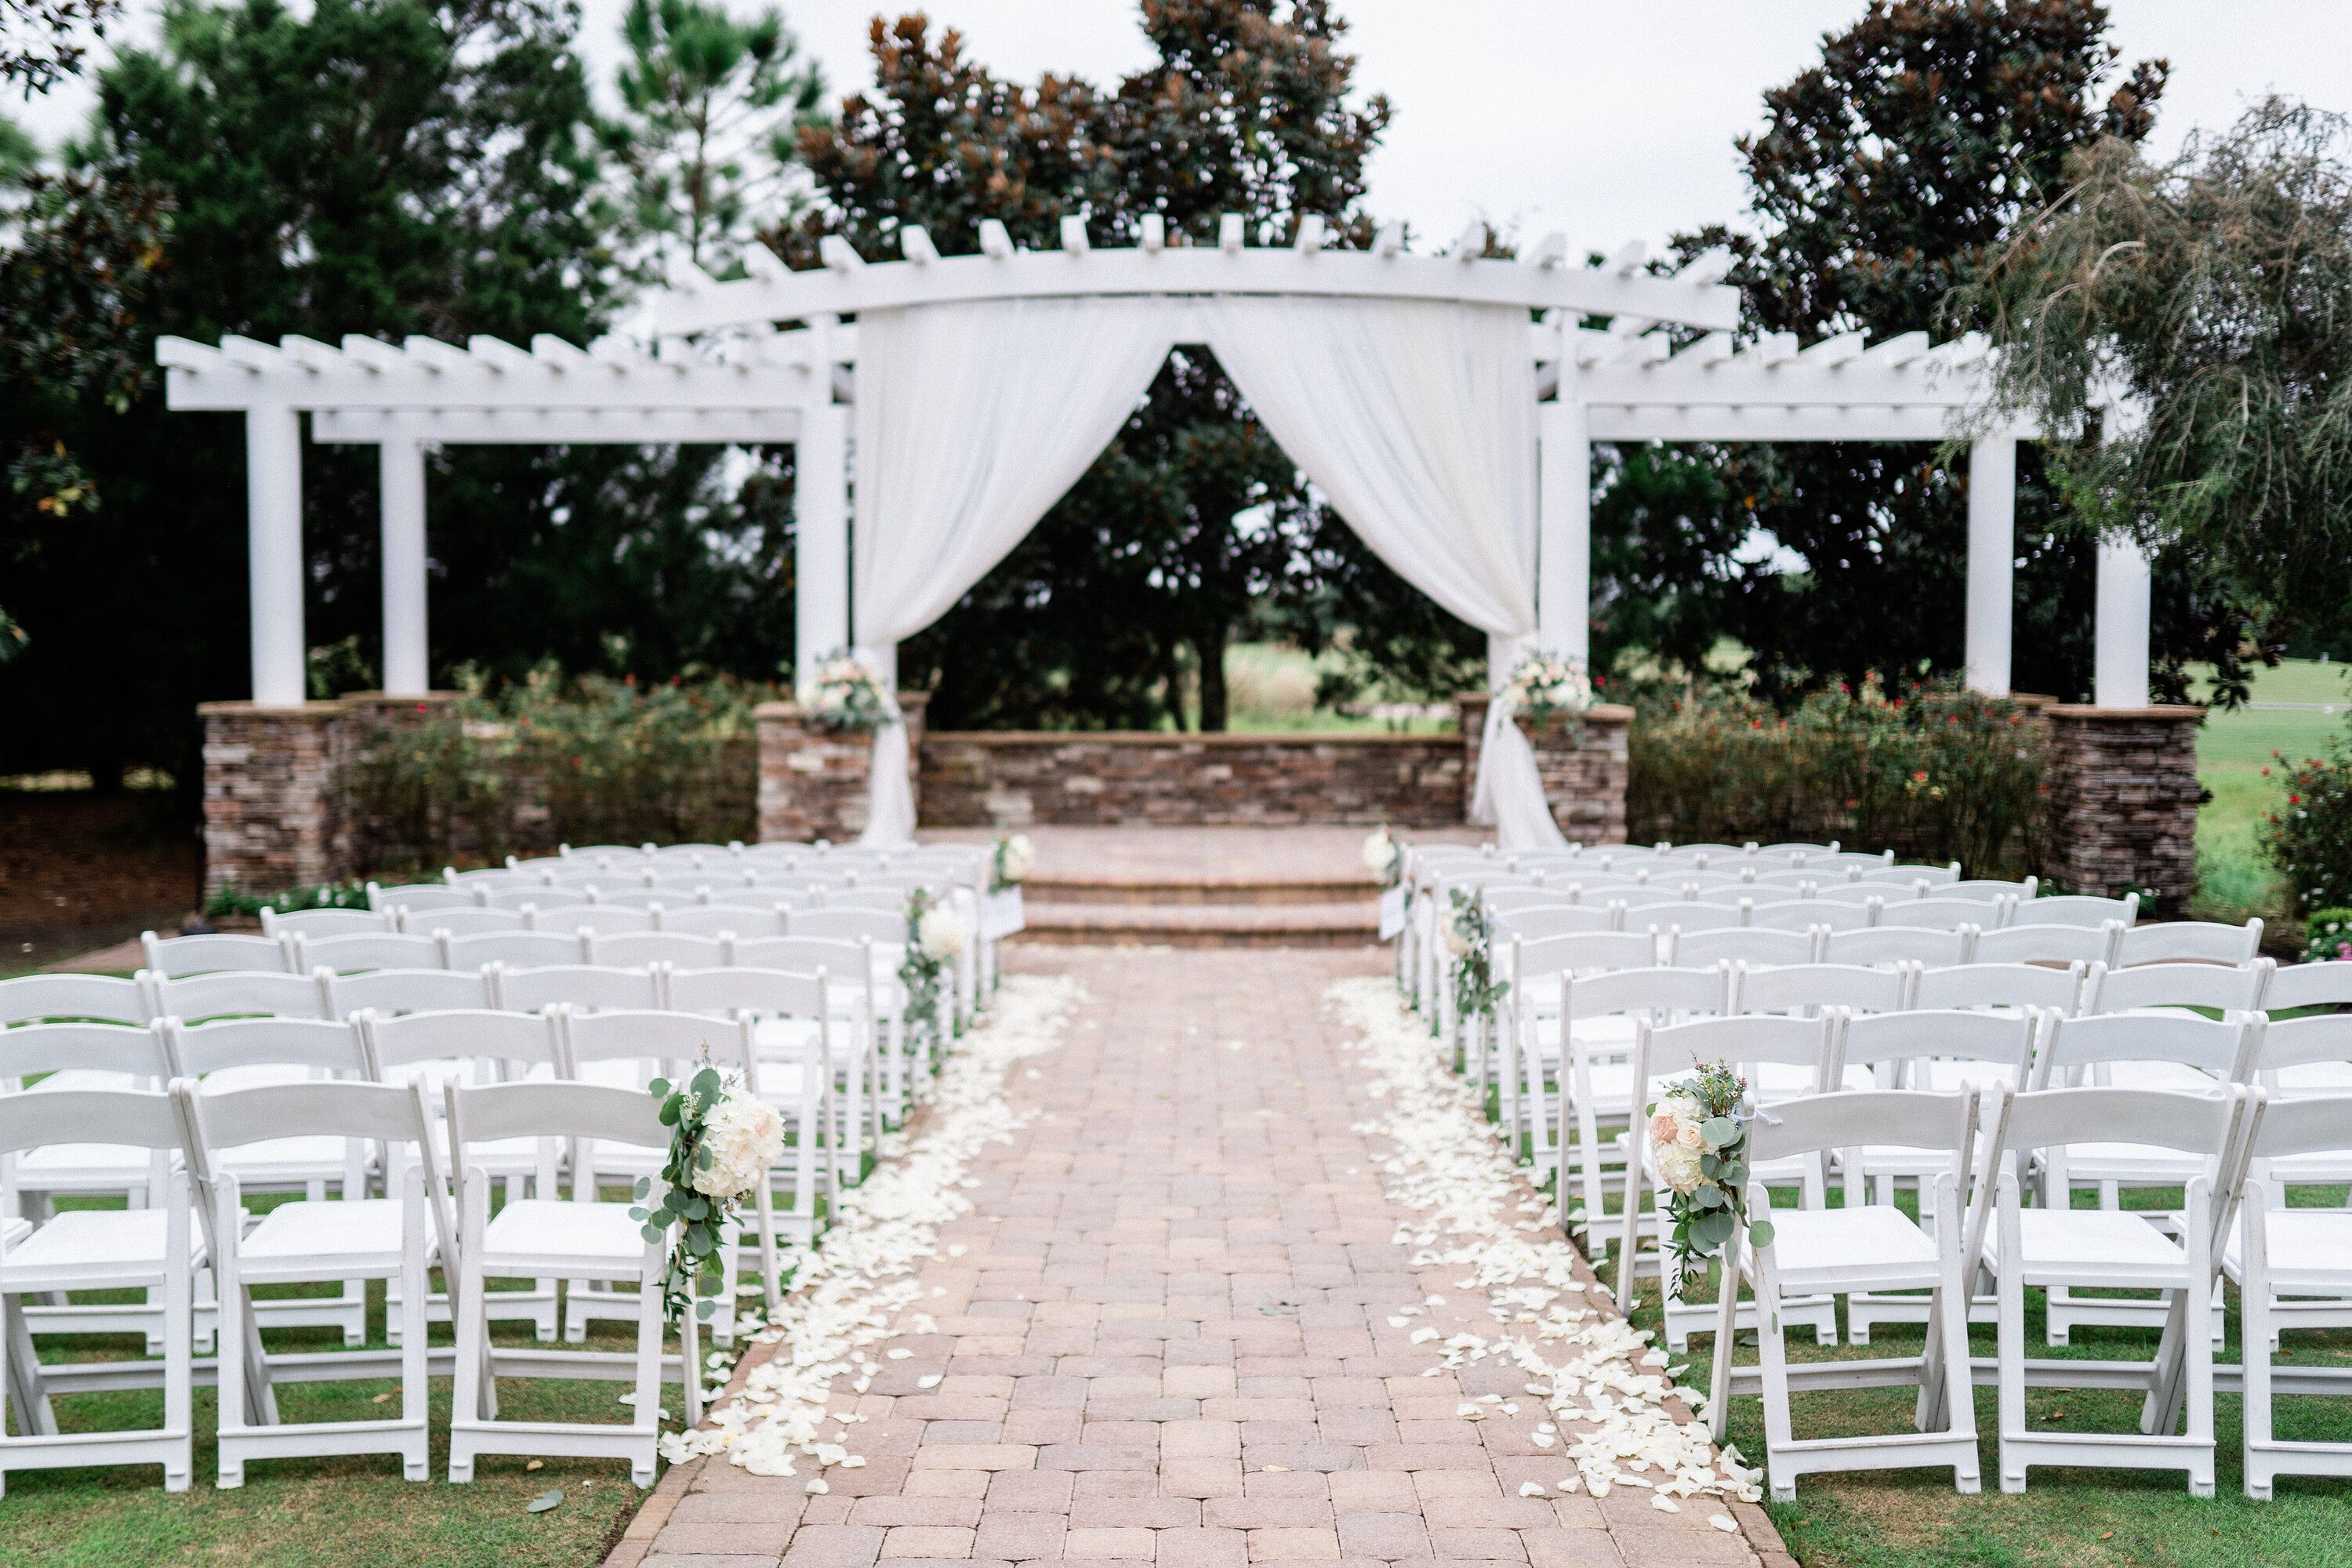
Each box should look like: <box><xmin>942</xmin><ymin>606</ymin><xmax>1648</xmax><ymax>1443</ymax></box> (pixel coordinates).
<box><xmin>645</xmin><ymin>237</ymin><xmax>1741</xmax><ymax>335</ymax></box>
<box><xmin>312</xmin><ymin>408</ymin><xmax>804</xmax><ymax>444</ymax></box>
<box><xmin>246</xmin><ymin>404</ymin><xmax>306</xmax><ymax>706</ymax></box>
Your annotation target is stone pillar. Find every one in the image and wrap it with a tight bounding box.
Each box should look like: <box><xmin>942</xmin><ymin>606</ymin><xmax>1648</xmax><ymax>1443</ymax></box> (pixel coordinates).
<box><xmin>198</xmin><ymin>700</ymin><xmax>349</xmax><ymax>897</ymax></box>
<box><xmin>755</xmin><ymin>694</ymin><xmax>928</xmax><ymax>844</ymax></box>
<box><xmin>1457</xmin><ymin>696</ymin><xmax>1633</xmax><ymax>847</ymax></box>
<box><xmin>2041</xmin><ymin>704</ymin><xmax>2203</xmax><ymax>916</ymax></box>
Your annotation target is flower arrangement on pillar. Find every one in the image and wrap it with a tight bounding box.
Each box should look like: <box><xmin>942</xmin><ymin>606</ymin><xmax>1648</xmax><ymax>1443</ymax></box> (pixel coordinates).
<box><xmin>801</xmin><ymin>652</ymin><xmax>897</xmax><ymax>734</ymax></box>
<box><xmin>1499</xmin><ymin>650</ymin><xmax>1595</xmax><ymax>733</ymax></box>
<box><xmin>633</xmin><ymin>1063</ymin><xmax>784</xmax><ymax>1323</ymax></box>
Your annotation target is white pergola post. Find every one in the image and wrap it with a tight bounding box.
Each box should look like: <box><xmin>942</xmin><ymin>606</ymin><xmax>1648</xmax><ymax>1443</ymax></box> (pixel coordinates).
<box><xmin>1964</xmin><ymin>436</ymin><xmax>2016</xmax><ymax>695</ymax></box>
<box><xmin>2094</xmin><ymin>535</ymin><xmax>2153</xmax><ymax>709</ymax></box>
<box><xmin>1537</xmin><ymin>394</ymin><xmax>1592</xmax><ymax>666</ymax></box>
<box><xmin>379</xmin><ymin>437</ymin><xmax>430</xmax><ymax>696</ymax></box>
<box><xmin>793</xmin><ymin>315</ymin><xmax>851</xmax><ymax>693</ymax></box>
<box><xmin>246</xmin><ymin>404</ymin><xmax>307</xmax><ymax>706</ymax></box>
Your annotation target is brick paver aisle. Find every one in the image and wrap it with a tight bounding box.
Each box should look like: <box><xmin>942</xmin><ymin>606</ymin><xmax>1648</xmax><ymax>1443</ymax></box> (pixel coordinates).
<box><xmin>615</xmin><ymin>949</ymin><xmax>1779</xmax><ymax>1568</ymax></box>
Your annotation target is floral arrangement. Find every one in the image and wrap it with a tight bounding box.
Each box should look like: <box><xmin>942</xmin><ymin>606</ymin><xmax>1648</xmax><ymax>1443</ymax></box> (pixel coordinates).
<box><xmin>1446</xmin><ymin>888</ymin><xmax>1508</xmax><ymax>1021</ymax></box>
<box><xmin>1362</xmin><ymin>826</ymin><xmax>1402</xmax><ymax>889</ymax></box>
<box><xmin>1499</xmin><ymin>652</ymin><xmax>1594</xmax><ymax>729</ymax></box>
<box><xmin>1647</xmin><ymin>1062</ymin><xmax>1773</xmax><ymax>1298</ymax></box>
<box><xmin>2305</xmin><ymin>907</ymin><xmax>2352</xmax><ymax>964</ymax></box>
<box><xmin>802</xmin><ymin>653</ymin><xmax>897</xmax><ymax>735</ymax></box>
<box><xmin>633</xmin><ymin>1062</ymin><xmax>785</xmax><ymax>1322</ymax></box>
<box><xmin>989</xmin><ymin>833</ymin><xmax>1034</xmax><ymax>894</ymax></box>
<box><xmin>900</xmin><ymin>887</ymin><xmax>968</xmax><ymax>1049</ymax></box>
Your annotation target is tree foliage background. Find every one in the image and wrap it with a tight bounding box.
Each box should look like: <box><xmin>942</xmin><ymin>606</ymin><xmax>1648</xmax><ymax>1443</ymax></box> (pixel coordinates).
<box><xmin>0</xmin><ymin>0</ymin><xmax>2325</xmax><ymax>804</ymax></box>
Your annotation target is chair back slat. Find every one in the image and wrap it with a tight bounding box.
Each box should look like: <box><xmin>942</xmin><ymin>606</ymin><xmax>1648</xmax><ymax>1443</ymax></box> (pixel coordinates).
<box><xmin>1748</xmin><ymin>1087</ymin><xmax>1974</xmax><ymax>1163</ymax></box>
<box><xmin>358</xmin><ymin>1007</ymin><xmax>561</xmax><ymax>1074</ymax></box>
<box><xmin>0</xmin><ymin>1087</ymin><xmax>183</xmax><ymax>1154</ymax></box>
<box><xmin>2091</xmin><ymin>958</ymin><xmax>2272</xmax><ymax>1017</ymax></box>
<box><xmin>445</xmin><ymin>1078</ymin><xmax>667</xmax><ymax>1151</ymax></box>
<box><xmin>324</xmin><ymin>967</ymin><xmax>492</xmax><ymax>1018</ymax></box>
<box><xmin>0</xmin><ymin>1020</ymin><xmax>167</xmax><ymax>1080</ymax></box>
<box><xmin>2267</xmin><ymin>960</ymin><xmax>2352</xmax><ymax>1013</ymax></box>
<box><xmin>162</xmin><ymin>1016</ymin><xmax>366</xmax><ymax>1078</ymax></box>
<box><xmin>0</xmin><ymin>971</ymin><xmax>152</xmax><ymax>1025</ymax></box>
<box><xmin>145</xmin><ymin>969</ymin><xmax>329</xmax><ymax>1022</ymax></box>
<box><xmin>1914</xmin><ymin>960</ymin><xmax>2085</xmax><ymax>1013</ymax></box>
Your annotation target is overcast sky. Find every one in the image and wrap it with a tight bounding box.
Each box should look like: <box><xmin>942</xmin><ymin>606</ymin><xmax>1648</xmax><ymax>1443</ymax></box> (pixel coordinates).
<box><xmin>16</xmin><ymin>0</ymin><xmax>2351</xmax><ymax>250</ymax></box>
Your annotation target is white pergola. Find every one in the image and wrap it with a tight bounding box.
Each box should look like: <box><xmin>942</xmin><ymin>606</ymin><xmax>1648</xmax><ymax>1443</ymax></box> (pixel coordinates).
<box><xmin>159</xmin><ymin>216</ymin><xmax>2154</xmax><ymax>710</ymax></box>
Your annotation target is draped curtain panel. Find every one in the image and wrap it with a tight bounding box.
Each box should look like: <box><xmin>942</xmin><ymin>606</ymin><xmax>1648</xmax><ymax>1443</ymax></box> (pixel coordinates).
<box><xmin>1203</xmin><ymin>296</ymin><xmax>1562</xmax><ymax>851</ymax></box>
<box><xmin>848</xmin><ymin>297</ymin><xmax>1177</xmax><ymax>844</ymax></box>
<box><xmin>844</xmin><ymin>291</ymin><xmax>1563</xmax><ymax>851</ymax></box>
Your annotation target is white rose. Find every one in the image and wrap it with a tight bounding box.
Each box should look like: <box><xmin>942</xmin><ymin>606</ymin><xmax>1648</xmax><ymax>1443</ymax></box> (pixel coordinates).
<box><xmin>1002</xmin><ymin>835</ymin><xmax>1035</xmax><ymax>880</ymax></box>
<box><xmin>1445</xmin><ymin>923</ymin><xmax>1472</xmax><ymax>956</ymax></box>
<box><xmin>917</xmin><ymin>902</ymin><xmax>968</xmax><ymax>960</ymax></box>
<box><xmin>1654</xmin><ymin>1141</ymin><xmax>1704</xmax><ymax>1196</ymax></box>
<box><xmin>1362</xmin><ymin>827</ymin><xmax>1397</xmax><ymax>876</ymax></box>
<box><xmin>1674</xmin><ymin>1116</ymin><xmax>1705</xmax><ymax>1151</ymax></box>
<box><xmin>691</xmin><ymin>1090</ymin><xmax>784</xmax><ymax>1200</ymax></box>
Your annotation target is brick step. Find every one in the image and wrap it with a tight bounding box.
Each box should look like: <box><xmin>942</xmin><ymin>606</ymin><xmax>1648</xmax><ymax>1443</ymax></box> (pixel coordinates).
<box><xmin>1023</xmin><ymin>877</ymin><xmax>1374</xmax><ymax>907</ymax></box>
<box><xmin>1011</xmin><ymin>899</ymin><xmax>1380</xmax><ymax>949</ymax></box>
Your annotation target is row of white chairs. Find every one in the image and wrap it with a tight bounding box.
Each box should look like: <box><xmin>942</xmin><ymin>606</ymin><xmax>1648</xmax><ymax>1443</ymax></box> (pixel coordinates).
<box><xmin>2</xmin><ymin>1073</ymin><xmax>728</xmax><ymax>1493</ymax></box>
<box><xmin>197</xmin><ymin>902</ymin><xmax>915</xmax><ymax>964</ymax></box>
<box><xmin>1420</xmin><ymin>839</ymin><xmax>1922</xmax><ymax>877</ymax></box>
<box><xmin>1686</xmin><ymin>1075</ymin><xmax>2352</xmax><ymax>1502</ymax></box>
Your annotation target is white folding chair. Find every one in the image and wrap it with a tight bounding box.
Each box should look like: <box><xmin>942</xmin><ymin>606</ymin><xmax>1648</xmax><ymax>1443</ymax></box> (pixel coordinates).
<box><xmin>1835</xmin><ymin>1010</ymin><xmax>2040</xmax><ymax>1342</ymax></box>
<box><xmin>1902</xmin><ymin>897</ymin><xmax>2011</xmax><ymax>932</ymax></box>
<box><xmin>1731</xmin><ymin>963</ymin><xmax>1911</xmax><ymax>1095</ymax></box>
<box><xmin>660</xmin><ymin>903</ymin><xmax>789</xmax><ymax>939</ymax></box>
<box><xmin>1972</xmin><ymin>920</ymin><xmax>2124</xmax><ymax>969</ymax></box>
<box><xmin>1493</xmin><ymin>905</ymin><xmax>1616</xmax><ymax>939</ymax></box>
<box><xmin>174</xmin><ymin>1077</ymin><xmax>444</xmax><ymax>1486</ymax></box>
<box><xmin>1748</xmin><ymin>898</ymin><xmax>1872</xmax><ymax>935</ymax></box>
<box><xmin>358</xmin><ymin>1008</ymin><xmax>564</xmax><ymax>1343</ymax></box>
<box><xmin>586</xmin><ymin>931</ymin><xmax>725</xmax><ymax>969</ymax></box>
<box><xmin>2027</xmin><ymin>893</ymin><xmax>2141</xmax><ymax>929</ymax></box>
<box><xmin>260</xmin><ymin>907</ymin><xmax>393</xmax><ymax>938</ymax></box>
<box><xmin>1984</xmin><ymin>1086</ymin><xmax>2256</xmax><ymax>1495</ymax></box>
<box><xmin>322</xmin><ymin>966</ymin><xmax>493</xmax><ymax>1018</ymax></box>
<box><xmin>725</xmin><ymin>937</ymin><xmax>897</xmax><ymax>1130</ymax></box>
<box><xmin>668</xmin><ymin>967</ymin><xmax>841</xmax><ymax>1236</ymax></box>
<box><xmin>2115</xmin><ymin>920</ymin><xmax>2265</xmax><ymax>967</ymax></box>
<box><xmin>528</xmin><ymin>904</ymin><xmax>656</xmax><ymax>936</ymax></box>
<box><xmin>161</xmin><ymin>1015</ymin><xmax>376</xmax><ymax>1345</ymax></box>
<box><xmin>2267</xmin><ymin>960</ymin><xmax>2352</xmax><ymax>1013</ymax></box>
<box><xmin>368</xmin><ymin>881</ymin><xmax>477</xmax><ymax>914</ymax></box>
<box><xmin>2028</xmin><ymin>1011</ymin><xmax>2260</xmax><ymax>1346</ymax></box>
<box><xmin>141</xmin><ymin>931</ymin><xmax>292</xmax><ymax>978</ymax></box>
<box><xmin>289</xmin><ymin>931</ymin><xmax>444</xmax><ymax>975</ymax></box>
<box><xmin>0</xmin><ymin>1087</ymin><xmax>195</xmax><ymax>1496</ymax></box>
<box><xmin>489</xmin><ymin>964</ymin><xmax>663</xmax><ymax>1014</ymax></box>
<box><xmin>0</xmin><ymin>972</ymin><xmax>151</xmax><ymax>1025</ymax></box>
<box><xmin>443</xmin><ymin>1080</ymin><xmax>691</xmax><ymax>1486</ymax></box>
<box><xmin>439</xmin><ymin>929</ymin><xmax>581</xmax><ymax>970</ymax></box>
<box><xmin>1821</xmin><ymin>925</ymin><xmax>1973</xmax><ymax>967</ymax></box>
<box><xmin>2227</xmin><ymin>1093</ymin><xmax>2352</xmax><ymax>1496</ymax></box>
<box><xmin>405</xmin><ymin>906</ymin><xmax>530</xmax><ymax>938</ymax></box>
<box><xmin>1670</xmin><ymin>927</ymin><xmax>1816</xmax><ymax>967</ymax></box>
<box><xmin>142</xmin><ymin>968</ymin><xmax>329</xmax><ymax>1023</ymax></box>
<box><xmin>1534</xmin><ymin>965</ymin><xmax>1728</xmax><ymax>1262</ymax></box>
<box><xmin>556</xmin><ymin>1008</ymin><xmax>765</xmax><ymax>1345</ymax></box>
<box><xmin>0</xmin><ymin>1023</ymin><xmax>175</xmax><ymax>1346</ymax></box>
<box><xmin>1914</xmin><ymin>960</ymin><xmax>2088</xmax><ymax>1016</ymax></box>
<box><xmin>1707</xmin><ymin>1087</ymin><xmax>1986</xmax><ymax>1499</ymax></box>
<box><xmin>1613</xmin><ymin>1013</ymin><xmax>1839</xmax><ymax>1350</ymax></box>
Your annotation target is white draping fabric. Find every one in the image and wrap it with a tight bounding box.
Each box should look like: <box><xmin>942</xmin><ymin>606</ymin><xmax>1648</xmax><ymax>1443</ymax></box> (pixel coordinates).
<box><xmin>1201</xmin><ymin>296</ymin><xmax>1564</xmax><ymax>850</ymax></box>
<box><xmin>844</xmin><ymin>292</ymin><xmax>1566</xmax><ymax>851</ymax></box>
<box><xmin>848</xmin><ymin>298</ymin><xmax>1177</xmax><ymax>844</ymax></box>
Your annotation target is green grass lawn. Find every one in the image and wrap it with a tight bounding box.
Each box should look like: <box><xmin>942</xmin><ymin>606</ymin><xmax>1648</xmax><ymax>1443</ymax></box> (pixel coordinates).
<box><xmin>2187</xmin><ymin>659</ymin><xmax>2351</xmax><ymax>924</ymax></box>
<box><xmin>0</xmin><ymin>1189</ymin><xmax>685</xmax><ymax>1568</ymax></box>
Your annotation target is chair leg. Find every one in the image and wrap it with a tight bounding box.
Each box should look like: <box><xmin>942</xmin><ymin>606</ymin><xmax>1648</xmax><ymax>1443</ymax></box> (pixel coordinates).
<box><xmin>630</xmin><ymin>1250</ymin><xmax>666</xmax><ymax>1488</ymax></box>
<box><xmin>1995</xmin><ymin>1191</ymin><xmax>2027</xmax><ymax>1494</ymax></box>
<box><xmin>1753</xmin><ymin>1249</ymin><xmax>1798</xmax><ymax>1501</ymax></box>
<box><xmin>1707</xmin><ymin>1247</ymin><xmax>1740</xmax><ymax>1446</ymax></box>
<box><xmin>401</xmin><ymin>1172</ymin><xmax>432</xmax><ymax>1483</ymax></box>
<box><xmin>2241</xmin><ymin>1203</ymin><xmax>2275</xmax><ymax>1500</ymax></box>
<box><xmin>2</xmin><ymin>1291</ymin><xmax>57</xmax><ymax>1438</ymax></box>
<box><xmin>448</xmin><ymin>1181</ymin><xmax>489</xmax><ymax>1483</ymax></box>
<box><xmin>162</xmin><ymin>1174</ymin><xmax>194</xmax><ymax>1494</ymax></box>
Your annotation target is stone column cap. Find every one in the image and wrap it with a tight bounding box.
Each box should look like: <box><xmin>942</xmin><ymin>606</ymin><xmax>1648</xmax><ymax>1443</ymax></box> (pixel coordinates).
<box><xmin>197</xmin><ymin>699</ymin><xmax>342</xmax><ymax>717</ymax></box>
<box><xmin>2045</xmin><ymin>703</ymin><xmax>2205</xmax><ymax>720</ymax></box>
<box><xmin>756</xmin><ymin>691</ymin><xmax>931</xmax><ymax>720</ymax></box>
<box><xmin>1456</xmin><ymin>692</ymin><xmax>1635</xmax><ymax>722</ymax></box>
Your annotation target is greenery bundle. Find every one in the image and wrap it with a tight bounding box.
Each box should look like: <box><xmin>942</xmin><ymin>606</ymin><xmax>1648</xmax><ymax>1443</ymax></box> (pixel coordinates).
<box><xmin>346</xmin><ymin>665</ymin><xmax>771</xmax><ymax>874</ymax></box>
<box><xmin>1628</xmin><ymin>676</ymin><xmax>2047</xmax><ymax>877</ymax></box>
